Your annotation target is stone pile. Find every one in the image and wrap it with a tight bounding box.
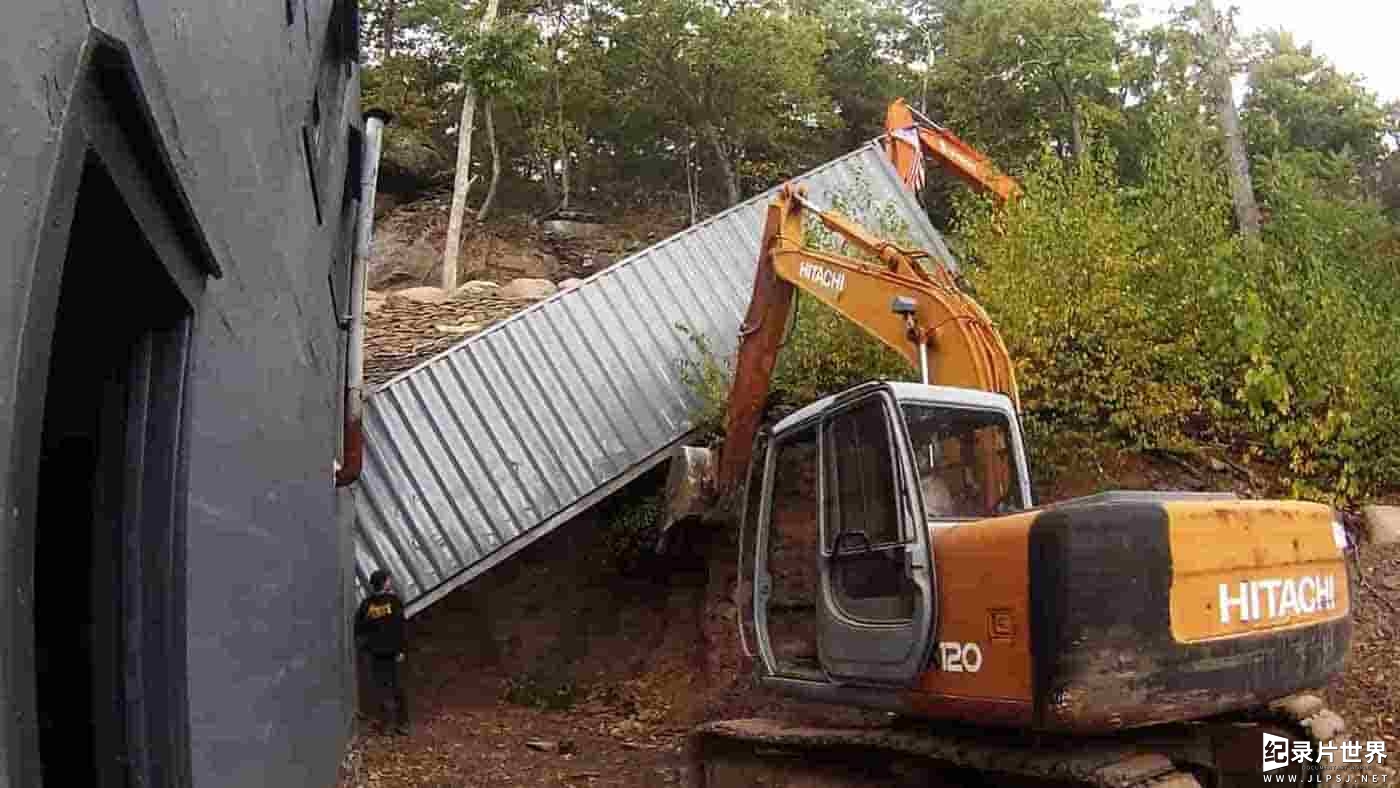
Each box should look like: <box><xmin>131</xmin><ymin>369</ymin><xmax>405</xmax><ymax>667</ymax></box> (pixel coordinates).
<box><xmin>363</xmin><ymin>281</ymin><xmax>547</xmax><ymax>386</ymax></box>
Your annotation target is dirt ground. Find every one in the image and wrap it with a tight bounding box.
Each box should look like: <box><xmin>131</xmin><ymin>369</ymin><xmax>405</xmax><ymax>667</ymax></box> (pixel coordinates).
<box><xmin>1325</xmin><ymin>539</ymin><xmax>1400</xmax><ymax>754</ymax></box>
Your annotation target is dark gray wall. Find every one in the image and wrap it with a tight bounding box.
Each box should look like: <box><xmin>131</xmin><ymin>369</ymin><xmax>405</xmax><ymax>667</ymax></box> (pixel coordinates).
<box><xmin>0</xmin><ymin>1</ymin><xmax>361</xmax><ymax>786</ymax></box>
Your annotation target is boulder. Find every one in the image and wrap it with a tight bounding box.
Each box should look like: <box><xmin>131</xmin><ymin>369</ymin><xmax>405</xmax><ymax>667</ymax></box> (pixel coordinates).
<box><xmin>1361</xmin><ymin>505</ymin><xmax>1400</xmax><ymax>545</ymax></box>
<box><xmin>558</xmin><ymin>278</ymin><xmax>584</xmax><ymax>291</ymax></box>
<box><xmin>501</xmin><ymin>278</ymin><xmax>558</xmax><ymax>300</ymax></box>
<box><xmin>388</xmin><ymin>286</ymin><xmax>450</xmax><ymax>305</ymax></box>
<box><xmin>452</xmin><ymin>280</ymin><xmax>500</xmax><ymax>298</ymax></box>
<box><xmin>543</xmin><ymin>219</ymin><xmax>606</xmax><ymax>240</ymax></box>
<box><xmin>1301</xmin><ymin>709</ymin><xmax>1346</xmax><ymax>743</ymax></box>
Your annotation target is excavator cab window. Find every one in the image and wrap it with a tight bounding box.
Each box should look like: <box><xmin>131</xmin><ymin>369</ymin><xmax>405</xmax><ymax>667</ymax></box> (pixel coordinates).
<box><xmin>902</xmin><ymin>404</ymin><xmax>1024</xmax><ymax>520</ymax></box>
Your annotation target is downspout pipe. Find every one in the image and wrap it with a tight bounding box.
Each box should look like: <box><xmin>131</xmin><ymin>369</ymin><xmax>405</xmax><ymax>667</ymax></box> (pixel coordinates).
<box><xmin>336</xmin><ymin>108</ymin><xmax>392</xmax><ymax>487</ymax></box>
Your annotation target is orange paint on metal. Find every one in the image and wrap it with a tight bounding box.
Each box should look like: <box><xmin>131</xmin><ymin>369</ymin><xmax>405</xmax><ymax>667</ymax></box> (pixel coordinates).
<box><xmin>884</xmin><ymin>98</ymin><xmax>1022</xmax><ymax>205</ymax></box>
<box><xmin>1165</xmin><ymin>500</ymin><xmax>1349</xmax><ymax>643</ymax></box>
<box><xmin>905</xmin><ymin>513</ymin><xmax>1038</xmax><ymax>713</ymax></box>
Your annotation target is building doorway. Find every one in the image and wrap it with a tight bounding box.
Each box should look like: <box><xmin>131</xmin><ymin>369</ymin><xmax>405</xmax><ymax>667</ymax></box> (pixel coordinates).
<box><xmin>33</xmin><ymin>154</ymin><xmax>193</xmax><ymax>787</ymax></box>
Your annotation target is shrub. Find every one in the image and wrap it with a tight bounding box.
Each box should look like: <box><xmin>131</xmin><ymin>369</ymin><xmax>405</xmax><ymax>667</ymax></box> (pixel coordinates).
<box><xmin>957</xmin><ymin>111</ymin><xmax>1400</xmax><ymax>504</ymax></box>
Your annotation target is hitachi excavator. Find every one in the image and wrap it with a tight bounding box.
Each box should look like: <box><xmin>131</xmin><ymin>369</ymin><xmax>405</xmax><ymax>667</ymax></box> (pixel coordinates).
<box><xmin>667</xmin><ymin>101</ymin><xmax>1355</xmax><ymax>787</ymax></box>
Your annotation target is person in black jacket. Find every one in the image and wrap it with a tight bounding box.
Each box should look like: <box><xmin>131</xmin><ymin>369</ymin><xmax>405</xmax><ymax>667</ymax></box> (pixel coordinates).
<box><xmin>355</xmin><ymin>569</ymin><xmax>409</xmax><ymax>735</ymax></box>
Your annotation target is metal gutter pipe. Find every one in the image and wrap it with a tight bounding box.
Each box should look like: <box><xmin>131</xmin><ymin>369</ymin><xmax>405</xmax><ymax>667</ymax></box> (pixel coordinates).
<box><xmin>336</xmin><ymin>108</ymin><xmax>392</xmax><ymax>487</ymax></box>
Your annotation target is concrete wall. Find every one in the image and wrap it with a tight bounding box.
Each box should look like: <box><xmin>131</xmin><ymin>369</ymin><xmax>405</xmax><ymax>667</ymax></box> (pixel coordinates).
<box><xmin>0</xmin><ymin>1</ymin><xmax>361</xmax><ymax>786</ymax></box>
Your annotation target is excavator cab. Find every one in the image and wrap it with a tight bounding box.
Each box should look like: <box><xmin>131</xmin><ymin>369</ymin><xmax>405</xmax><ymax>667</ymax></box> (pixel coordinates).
<box><xmin>738</xmin><ymin>380</ymin><xmax>1032</xmax><ymax>699</ymax></box>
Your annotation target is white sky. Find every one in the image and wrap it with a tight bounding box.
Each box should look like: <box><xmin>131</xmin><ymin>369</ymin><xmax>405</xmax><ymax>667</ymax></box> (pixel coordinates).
<box><xmin>1139</xmin><ymin>1</ymin><xmax>1399</xmax><ymax>103</ymax></box>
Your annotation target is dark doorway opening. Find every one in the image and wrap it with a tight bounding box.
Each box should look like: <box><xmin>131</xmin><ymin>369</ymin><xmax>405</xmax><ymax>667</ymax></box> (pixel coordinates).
<box><xmin>34</xmin><ymin>155</ymin><xmax>193</xmax><ymax>787</ymax></box>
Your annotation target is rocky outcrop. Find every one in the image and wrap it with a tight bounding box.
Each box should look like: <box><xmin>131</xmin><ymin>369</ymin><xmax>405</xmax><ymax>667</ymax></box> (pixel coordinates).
<box><xmin>1361</xmin><ymin>505</ymin><xmax>1400</xmax><ymax>545</ymax></box>
<box><xmin>500</xmin><ymin>278</ymin><xmax>558</xmax><ymax>300</ymax></box>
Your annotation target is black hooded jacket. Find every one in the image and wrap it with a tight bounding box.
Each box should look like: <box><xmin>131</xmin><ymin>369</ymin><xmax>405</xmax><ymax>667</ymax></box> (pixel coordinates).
<box><xmin>354</xmin><ymin>591</ymin><xmax>405</xmax><ymax>658</ymax></box>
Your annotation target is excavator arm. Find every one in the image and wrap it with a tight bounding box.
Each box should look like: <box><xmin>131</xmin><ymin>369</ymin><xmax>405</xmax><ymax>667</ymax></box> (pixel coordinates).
<box><xmin>884</xmin><ymin>98</ymin><xmax>1022</xmax><ymax>206</ymax></box>
<box><xmin>710</xmin><ymin>184</ymin><xmax>1019</xmax><ymax>502</ymax></box>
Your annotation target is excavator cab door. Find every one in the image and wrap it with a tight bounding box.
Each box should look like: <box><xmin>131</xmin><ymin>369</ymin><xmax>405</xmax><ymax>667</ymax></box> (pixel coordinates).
<box><xmin>814</xmin><ymin>386</ymin><xmax>935</xmax><ymax>685</ymax></box>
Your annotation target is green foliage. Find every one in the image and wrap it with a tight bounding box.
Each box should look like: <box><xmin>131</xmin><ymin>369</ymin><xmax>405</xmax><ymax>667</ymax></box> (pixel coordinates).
<box><xmin>1242</xmin><ymin>30</ymin><xmax>1389</xmax><ymax>167</ymax></box>
<box><xmin>675</xmin><ymin>325</ymin><xmax>733</xmax><ymax>443</ymax></box>
<box><xmin>457</xmin><ymin>18</ymin><xmax>543</xmax><ymax>101</ymax></box>
<box><xmin>503</xmin><ymin>671</ymin><xmax>580</xmax><ymax>710</ymax></box>
<box><xmin>957</xmin><ymin>109</ymin><xmax>1400</xmax><ymax>504</ymax></box>
<box><xmin>928</xmin><ymin>0</ymin><xmax>1123</xmax><ymax>165</ymax></box>
<box><xmin>600</xmin><ymin>493</ymin><xmax>665</xmax><ymax>576</ymax></box>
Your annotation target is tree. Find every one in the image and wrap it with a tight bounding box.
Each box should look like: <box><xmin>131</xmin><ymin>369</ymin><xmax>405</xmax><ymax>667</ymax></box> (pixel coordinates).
<box><xmin>360</xmin><ymin>0</ymin><xmax>473</xmax><ymax>181</ymax></box>
<box><xmin>443</xmin><ymin>0</ymin><xmax>501</xmax><ymax>291</ymax></box>
<box><xmin>798</xmin><ymin>0</ymin><xmax>917</xmax><ymax>155</ymax></box>
<box><xmin>928</xmin><ymin>0</ymin><xmax>1121</xmax><ymax>166</ymax></box>
<box><xmin>1242</xmin><ymin>30</ymin><xmax>1388</xmax><ymax>167</ymax></box>
<box><xmin>1195</xmin><ymin>0</ymin><xmax>1261</xmax><ymax>239</ymax></box>
<box><xmin>605</xmin><ymin>0</ymin><xmax>834</xmax><ymax>207</ymax></box>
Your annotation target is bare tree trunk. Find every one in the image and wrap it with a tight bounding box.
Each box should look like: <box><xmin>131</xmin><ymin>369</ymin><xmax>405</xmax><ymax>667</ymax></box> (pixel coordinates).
<box><xmin>703</xmin><ymin>124</ymin><xmax>740</xmax><ymax>208</ymax></box>
<box><xmin>1198</xmin><ymin>0</ymin><xmax>1261</xmax><ymax>239</ymax></box>
<box><xmin>541</xmin><ymin>156</ymin><xmax>559</xmax><ymax>207</ymax></box>
<box><xmin>1068</xmin><ymin>100</ymin><xmax>1086</xmax><ymax>163</ymax></box>
<box><xmin>380</xmin><ymin>0</ymin><xmax>399</xmax><ymax>58</ymax></box>
<box><xmin>553</xmin><ymin>73</ymin><xmax>571</xmax><ymax>211</ymax></box>
<box><xmin>442</xmin><ymin>0</ymin><xmax>500</xmax><ymax>291</ymax></box>
<box><xmin>685</xmin><ymin>136</ymin><xmax>698</xmax><ymax>226</ymax></box>
<box><xmin>1053</xmin><ymin>76</ymin><xmax>1086</xmax><ymax>163</ymax></box>
<box><xmin>475</xmin><ymin>100</ymin><xmax>501</xmax><ymax>222</ymax></box>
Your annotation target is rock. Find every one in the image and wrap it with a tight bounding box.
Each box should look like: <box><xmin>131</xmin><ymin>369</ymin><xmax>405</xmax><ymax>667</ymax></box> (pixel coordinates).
<box><xmin>434</xmin><ymin>322</ymin><xmax>481</xmax><ymax>335</ymax></box>
<box><xmin>1361</xmin><ymin>505</ymin><xmax>1400</xmax><ymax>545</ymax></box>
<box><xmin>1301</xmin><ymin>710</ymin><xmax>1346</xmax><ymax>742</ymax></box>
<box><xmin>558</xmin><ymin>278</ymin><xmax>584</xmax><ymax>290</ymax></box>
<box><xmin>452</xmin><ymin>280</ymin><xmax>500</xmax><ymax>298</ymax></box>
<box><xmin>543</xmin><ymin>219</ymin><xmax>606</xmax><ymax>240</ymax></box>
<box><xmin>500</xmin><ymin>278</ymin><xmax>558</xmax><ymax>300</ymax></box>
<box><xmin>388</xmin><ymin>286</ymin><xmax>450</xmax><ymax>305</ymax></box>
<box><xmin>1207</xmin><ymin>457</ymin><xmax>1227</xmax><ymax>472</ymax></box>
<box><xmin>526</xmin><ymin>740</ymin><xmax>558</xmax><ymax>753</ymax></box>
<box><xmin>1270</xmin><ymin>694</ymin><xmax>1326</xmax><ymax>723</ymax></box>
<box><xmin>368</xmin><ymin>226</ymin><xmax>440</xmax><ymax>289</ymax></box>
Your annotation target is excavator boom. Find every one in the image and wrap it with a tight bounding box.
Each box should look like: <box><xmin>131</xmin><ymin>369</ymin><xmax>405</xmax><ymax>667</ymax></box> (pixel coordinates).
<box><xmin>710</xmin><ymin>185</ymin><xmax>1018</xmax><ymax>503</ymax></box>
<box><xmin>884</xmin><ymin>98</ymin><xmax>1022</xmax><ymax>205</ymax></box>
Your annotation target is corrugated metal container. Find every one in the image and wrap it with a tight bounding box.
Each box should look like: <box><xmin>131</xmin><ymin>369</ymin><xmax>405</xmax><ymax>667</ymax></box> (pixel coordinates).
<box><xmin>354</xmin><ymin>141</ymin><xmax>957</xmax><ymax>616</ymax></box>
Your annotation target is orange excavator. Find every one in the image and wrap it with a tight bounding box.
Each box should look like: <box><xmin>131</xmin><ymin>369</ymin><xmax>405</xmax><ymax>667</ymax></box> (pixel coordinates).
<box><xmin>665</xmin><ymin>101</ymin><xmax>1355</xmax><ymax>787</ymax></box>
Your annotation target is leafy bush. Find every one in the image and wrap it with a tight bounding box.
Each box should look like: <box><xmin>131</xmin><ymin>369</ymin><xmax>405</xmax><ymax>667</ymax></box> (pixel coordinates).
<box><xmin>675</xmin><ymin>110</ymin><xmax>1400</xmax><ymax>505</ymax></box>
<box><xmin>957</xmin><ymin>111</ymin><xmax>1400</xmax><ymax>504</ymax></box>
<box><xmin>601</xmin><ymin>493</ymin><xmax>665</xmax><ymax>576</ymax></box>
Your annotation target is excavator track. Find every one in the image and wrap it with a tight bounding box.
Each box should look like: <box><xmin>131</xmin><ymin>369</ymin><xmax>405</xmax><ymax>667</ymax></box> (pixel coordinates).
<box><xmin>687</xmin><ymin>694</ymin><xmax>1349</xmax><ymax>788</ymax></box>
